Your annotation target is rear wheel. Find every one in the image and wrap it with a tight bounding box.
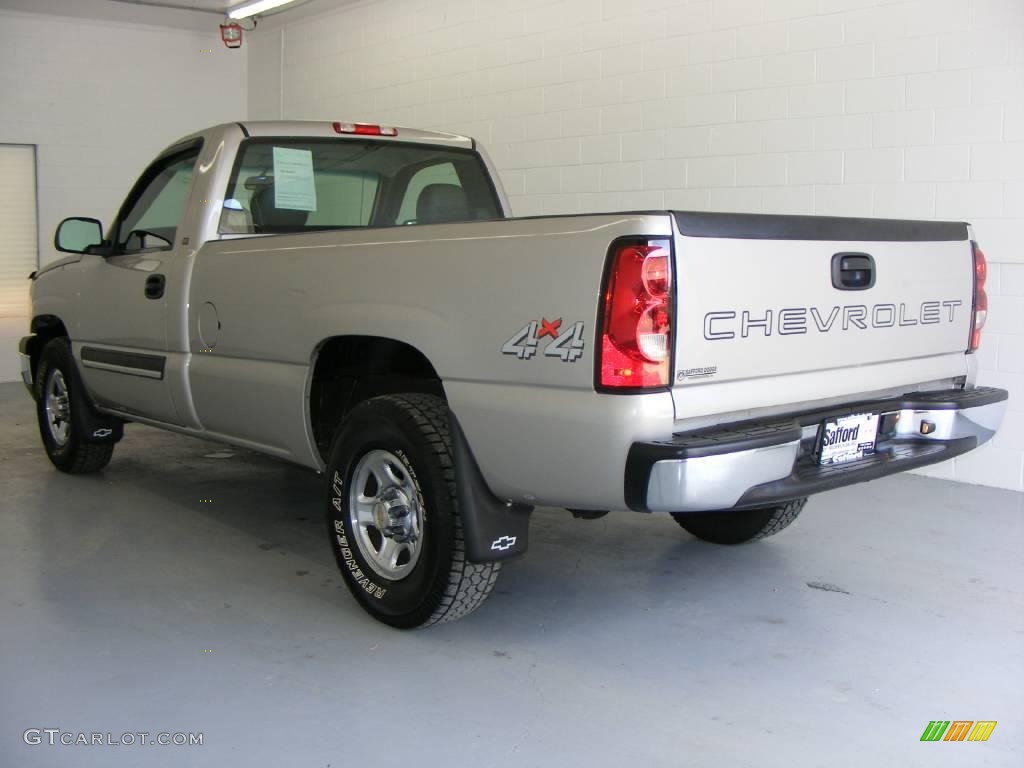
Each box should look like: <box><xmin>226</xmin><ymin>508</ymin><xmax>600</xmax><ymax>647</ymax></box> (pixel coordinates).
<box><xmin>325</xmin><ymin>394</ymin><xmax>500</xmax><ymax>628</ymax></box>
<box><xmin>34</xmin><ymin>338</ymin><xmax>114</xmax><ymax>474</ymax></box>
<box><xmin>671</xmin><ymin>498</ymin><xmax>806</xmax><ymax>545</ymax></box>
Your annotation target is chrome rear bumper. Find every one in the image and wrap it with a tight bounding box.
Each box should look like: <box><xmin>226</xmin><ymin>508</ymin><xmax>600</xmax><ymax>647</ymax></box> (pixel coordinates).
<box><xmin>626</xmin><ymin>387</ymin><xmax>1008</xmax><ymax>513</ymax></box>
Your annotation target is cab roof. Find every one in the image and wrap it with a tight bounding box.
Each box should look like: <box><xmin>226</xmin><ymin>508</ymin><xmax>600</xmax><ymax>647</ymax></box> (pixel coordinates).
<box><xmin>171</xmin><ymin>120</ymin><xmax>476</xmax><ymax>151</ymax></box>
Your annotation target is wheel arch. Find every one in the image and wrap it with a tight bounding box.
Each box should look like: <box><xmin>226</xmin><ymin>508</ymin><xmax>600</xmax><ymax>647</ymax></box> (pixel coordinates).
<box><xmin>308</xmin><ymin>334</ymin><xmax>445</xmax><ymax>462</ymax></box>
<box><xmin>25</xmin><ymin>315</ymin><xmax>70</xmax><ymax>388</ymax></box>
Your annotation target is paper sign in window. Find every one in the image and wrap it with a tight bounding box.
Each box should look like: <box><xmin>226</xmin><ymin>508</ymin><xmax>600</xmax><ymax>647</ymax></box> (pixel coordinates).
<box><xmin>272</xmin><ymin>147</ymin><xmax>317</xmax><ymax>212</ymax></box>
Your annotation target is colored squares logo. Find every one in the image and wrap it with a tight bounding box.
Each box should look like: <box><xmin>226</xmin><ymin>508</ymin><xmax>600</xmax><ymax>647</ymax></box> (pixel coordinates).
<box><xmin>921</xmin><ymin>721</ymin><xmax>997</xmax><ymax>742</ymax></box>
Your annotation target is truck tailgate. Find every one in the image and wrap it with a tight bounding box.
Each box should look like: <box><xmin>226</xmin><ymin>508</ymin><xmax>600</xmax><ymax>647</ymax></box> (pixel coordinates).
<box><xmin>671</xmin><ymin>212</ymin><xmax>974</xmax><ymax>420</ymax></box>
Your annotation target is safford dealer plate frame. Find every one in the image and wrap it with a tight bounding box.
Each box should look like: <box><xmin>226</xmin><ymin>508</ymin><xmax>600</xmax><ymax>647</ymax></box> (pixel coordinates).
<box><xmin>817</xmin><ymin>412</ymin><xmax>880</xmax><ymax>466</ymax></box>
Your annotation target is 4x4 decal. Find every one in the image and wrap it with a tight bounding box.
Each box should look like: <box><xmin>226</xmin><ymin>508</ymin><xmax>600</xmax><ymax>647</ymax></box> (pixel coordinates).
<box><xmin>502</xmin><ymin>318</ymin><xmax>585</xmax><ymax>362</ymax></box>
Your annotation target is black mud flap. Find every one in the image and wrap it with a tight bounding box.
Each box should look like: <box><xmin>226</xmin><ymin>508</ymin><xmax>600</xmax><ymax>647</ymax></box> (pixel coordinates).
<box><xmin>449</xmin><ymin>415</ymin><xmax>532</xmax><ymax>563</ymax></box>
<box><xmin>74</xmin><ymin>405</ymin><xmax>124</xmax><ymax>444</ymax></box>
<box><xmin>68</xmin><ymin>353</ymin><xmax>124</xmax><ymax>445</ymax></box>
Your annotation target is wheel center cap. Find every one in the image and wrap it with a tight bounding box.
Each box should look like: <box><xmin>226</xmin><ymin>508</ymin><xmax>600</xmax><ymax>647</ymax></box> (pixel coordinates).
<box><xmin>374</xmin><ymin>487</ymin><xmax>415</xmax><ymax>542</ymax></box>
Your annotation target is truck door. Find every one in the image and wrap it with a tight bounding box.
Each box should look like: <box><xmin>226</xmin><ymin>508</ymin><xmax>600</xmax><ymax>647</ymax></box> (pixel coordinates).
<box><xmin>73</xmin><ymin>142</ymin><xmax>201</xmax><ymax>425</ymax></box>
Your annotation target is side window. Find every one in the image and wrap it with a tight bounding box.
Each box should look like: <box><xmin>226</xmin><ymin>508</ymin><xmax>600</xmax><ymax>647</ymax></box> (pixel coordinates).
<box><xmin>116</xmin><ymin>149</ymin><xmax>199</xmax><ymax>253</ymax></box>
<box><xmin>397</xmin><ymin>162</ymin><xmax>462</xmax><ymax>225</ymax></box>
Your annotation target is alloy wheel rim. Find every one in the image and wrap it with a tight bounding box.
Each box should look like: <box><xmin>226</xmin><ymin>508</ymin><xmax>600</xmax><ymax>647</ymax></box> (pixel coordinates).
<box><xmin>348</xmin><ymin>449</ymin><xmax>424</xmax><ymax>581</ymax></box>
<box><xmin>45</xmin><ymin>369</ymin><xmax>71</xmax><ymax>447</ymax></box>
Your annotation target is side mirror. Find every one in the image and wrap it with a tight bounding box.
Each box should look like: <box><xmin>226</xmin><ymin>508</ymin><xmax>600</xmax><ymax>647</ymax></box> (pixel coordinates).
<box><xmin>55</xmin><ymin>217</ymin><xmax>104</xmax><ymax>254</ymax></box>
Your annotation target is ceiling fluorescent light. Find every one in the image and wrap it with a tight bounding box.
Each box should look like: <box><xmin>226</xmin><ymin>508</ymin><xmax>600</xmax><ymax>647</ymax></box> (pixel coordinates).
<box><xmin>228</xmin><ymin>0</ymin><xmax>298</xmax><ymax>19</ymax></box>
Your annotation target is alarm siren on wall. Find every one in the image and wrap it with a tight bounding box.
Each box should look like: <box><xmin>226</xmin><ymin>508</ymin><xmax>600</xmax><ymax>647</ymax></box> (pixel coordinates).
<box><xmin>220</xmin><ymin>0</ymin><xmax>300</xmax><ymax>48</ymax></box>
<box><xmin>220</xmin><ymin>21</ymin><xmax>243</xmax><ymax>49</ymax></box>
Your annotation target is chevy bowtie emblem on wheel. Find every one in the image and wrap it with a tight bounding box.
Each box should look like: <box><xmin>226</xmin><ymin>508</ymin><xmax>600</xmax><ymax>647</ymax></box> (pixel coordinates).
<box><xmin>490</xmin><ymin>535</ymin><xmax>517</xmax><ymax>551</ymax></box>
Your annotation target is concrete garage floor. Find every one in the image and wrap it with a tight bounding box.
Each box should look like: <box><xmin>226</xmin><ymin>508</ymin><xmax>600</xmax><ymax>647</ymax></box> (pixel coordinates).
<box><xmin>0</xmin><ymin>382</ymin><xmax>1021</xmax><ymax>768</ymax></box>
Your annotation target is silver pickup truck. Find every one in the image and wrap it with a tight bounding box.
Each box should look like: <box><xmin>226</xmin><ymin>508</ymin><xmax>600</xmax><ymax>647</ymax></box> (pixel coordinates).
<box><xmin>20</xmin><ymin>121</ymin><xmax>1008</xmax><ymax>628</ymax></box>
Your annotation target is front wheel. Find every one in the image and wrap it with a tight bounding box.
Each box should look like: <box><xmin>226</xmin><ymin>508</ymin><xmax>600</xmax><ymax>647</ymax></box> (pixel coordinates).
<box><xmin>671</xmin><ymin>498</ymin><xmax>806</xmax><ymax>545</ymax></box>
<box><xmin>325</xmin><ymin>394</ymin><xmax>500</xmax><ymax>628</ymax></box>
<box><xmin>34</xmin><ymin>338</ymin><xmax>114</xmax><ymax>474</ymax></box>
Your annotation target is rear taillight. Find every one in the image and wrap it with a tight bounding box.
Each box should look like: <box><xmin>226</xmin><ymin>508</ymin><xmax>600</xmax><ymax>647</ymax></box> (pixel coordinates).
<box><xmin>597</xmin><ymin>239</ymin><xmax>673</xmax><ymax>390</ymax></box>
<box><xmin>969</xmin><ymin>242</ymin><xmax>987</xmax><ymax>353</ymax></box>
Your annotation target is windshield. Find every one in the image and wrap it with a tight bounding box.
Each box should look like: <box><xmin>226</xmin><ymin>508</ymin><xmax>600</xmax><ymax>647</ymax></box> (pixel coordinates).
<box><xmin>220</xmin><ymin>138</ymin><xmax>502</xmax><ymax>234</ymax></box>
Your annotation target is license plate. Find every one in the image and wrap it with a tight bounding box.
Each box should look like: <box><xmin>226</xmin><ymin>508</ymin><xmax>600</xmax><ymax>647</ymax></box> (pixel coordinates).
<box><xmin>818</xmin><ymin>412</ymin><xmax>880</xmax><ymax>466</ymax></box>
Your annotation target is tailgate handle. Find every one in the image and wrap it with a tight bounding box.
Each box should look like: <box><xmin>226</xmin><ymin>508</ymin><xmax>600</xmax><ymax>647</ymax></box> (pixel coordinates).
<box><xmin>832</xmin><ymin>252</ymin><xmax>875</xmax><ymax>290</ymax></box>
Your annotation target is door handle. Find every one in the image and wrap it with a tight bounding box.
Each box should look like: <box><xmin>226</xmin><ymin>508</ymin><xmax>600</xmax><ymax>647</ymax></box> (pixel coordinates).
<box><xmin>831</xmin><ymin>252</ymin><xmax>875</xmax><ymax>291</ymax></box>
<box><xmin>145</xmin><ymin>274</ymin><xmax>166</xmax><ymax>300</ymax></box>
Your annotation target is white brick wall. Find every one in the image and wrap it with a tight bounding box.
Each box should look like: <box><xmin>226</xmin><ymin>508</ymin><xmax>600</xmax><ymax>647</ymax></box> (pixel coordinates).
<box><xmin>250</xmin><ymin>0</ymin><xmax>1024</xmax><ymax>491</ymax></box>
<box><xmin>0</xmin><ymin>8</ymin><xmax>246</xmax><ymax>268</ymax></box>
<box><xmin>0</xmin><ymin>3</ymin><xmax>246</xmax><ymax>383</ymax></box>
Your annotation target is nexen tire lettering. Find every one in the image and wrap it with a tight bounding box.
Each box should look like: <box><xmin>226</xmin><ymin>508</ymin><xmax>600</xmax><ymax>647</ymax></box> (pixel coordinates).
<box><xmin>704</xmin><ymin>300</ymin><xmax>962</xmax><ymax>340</ymax></box>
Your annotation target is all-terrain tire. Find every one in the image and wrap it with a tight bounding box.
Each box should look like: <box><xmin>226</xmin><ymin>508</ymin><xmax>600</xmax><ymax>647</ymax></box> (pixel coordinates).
<box><xmin>671</xmin><ymin>498</ymin><xmax>807</xmax><ymax>545</ymax></box>
<box><xmin>325</xmin><ymin>394</ymin><xmax>500</xmax><ymax>628</ymax></box>
<box><xmin>34</xmin><ymin>337</ymin><xmax>114</xmax><ymax>474</ymax></box>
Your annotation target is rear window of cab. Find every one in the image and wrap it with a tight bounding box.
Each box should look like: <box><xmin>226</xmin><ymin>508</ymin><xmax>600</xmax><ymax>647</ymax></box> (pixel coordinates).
<box><xmin>219</xmin><ymin>138</ymin><xmax>502</xmax><ymax>235</ymax></box>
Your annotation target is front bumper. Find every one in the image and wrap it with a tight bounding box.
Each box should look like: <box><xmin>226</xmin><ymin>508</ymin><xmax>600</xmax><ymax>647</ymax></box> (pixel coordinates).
<box><xmin>626</xmin><ymin>387</ymin><xmax>1008</xmax><ymax>513</ymax></box>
